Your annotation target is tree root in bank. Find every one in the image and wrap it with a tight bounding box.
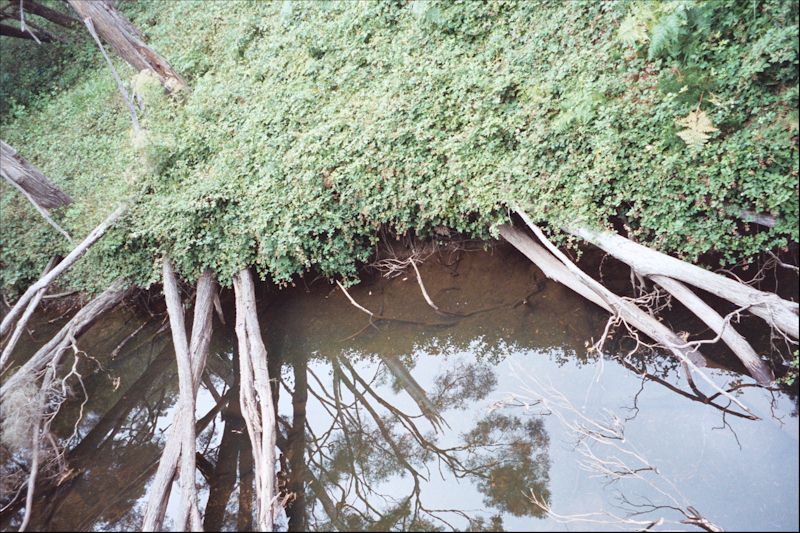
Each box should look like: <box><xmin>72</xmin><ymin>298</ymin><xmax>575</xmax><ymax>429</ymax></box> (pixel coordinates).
<box><xmin>141</xmin><ymin>265</ymin><xmax>215</xmax><ymax>532</ymax></box>
<box><xmin>233</xmin><ymin>268</ymin><xmax>278</xmax><ymax>532</ymax></box>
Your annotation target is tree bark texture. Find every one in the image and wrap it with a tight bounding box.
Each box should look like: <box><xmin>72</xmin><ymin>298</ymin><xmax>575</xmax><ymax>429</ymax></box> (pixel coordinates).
<box><xmin>67</xmin><ymin>0</ymin><xmax>186</xmax><ymax>90</ymax></box>
<box><xmin>1</xmin><ymin>140</ymin><xmax>72</xmax><ymax>209</ymax></box>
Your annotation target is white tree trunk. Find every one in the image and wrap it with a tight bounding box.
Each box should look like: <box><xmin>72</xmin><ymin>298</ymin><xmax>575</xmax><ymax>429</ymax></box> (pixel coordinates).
<box><xmin>567</xmin><ymin>225</ymin><xmax>798</xmax><ymax>340</ymax></box>
<box><xmin>233</xmin><ymin>268</ymin><xmax>277</xmax><ymax>532</ymax></box>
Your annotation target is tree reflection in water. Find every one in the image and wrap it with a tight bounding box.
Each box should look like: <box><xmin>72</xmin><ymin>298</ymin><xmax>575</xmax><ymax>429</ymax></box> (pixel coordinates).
<box><xmin>277</xmin><ymin>349</ymin><xmax>551</xmax><ymax>531</ymax></box>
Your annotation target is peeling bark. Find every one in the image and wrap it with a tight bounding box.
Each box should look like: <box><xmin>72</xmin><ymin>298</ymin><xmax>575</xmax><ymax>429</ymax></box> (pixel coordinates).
<box><xmin>233</xmin><ymin>268</ymin><xmax>277</xmax><ymax>532</ymax></box>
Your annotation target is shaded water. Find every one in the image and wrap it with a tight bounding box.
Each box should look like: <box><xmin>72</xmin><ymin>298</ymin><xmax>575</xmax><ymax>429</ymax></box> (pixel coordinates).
<box><xmin>1</xmin><ymin>243</ymin><xmax>798</xmax><ymax>531</ymax></box>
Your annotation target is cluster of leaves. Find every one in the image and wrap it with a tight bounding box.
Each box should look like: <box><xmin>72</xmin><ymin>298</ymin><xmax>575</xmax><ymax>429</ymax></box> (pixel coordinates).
<box><xmin>0</xmin><ymin>0</ymin><xmax>797</xmax><ymax>293</ymax></box>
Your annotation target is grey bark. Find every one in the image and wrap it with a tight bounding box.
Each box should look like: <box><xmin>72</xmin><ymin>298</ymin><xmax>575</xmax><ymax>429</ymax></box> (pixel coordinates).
<box><xmin>566</xmin><ymin>225</ymin><xmax>798</xmax><ymax>340</ymax></box>
<box><xmin>1</xmin><ymin>140</ymin><xmax>72</xmax><ymax>209</ymax></box>
<box><xmin>233</xmin><ymin>268</ymin><xmax>277</xmax><ymax>532</ymax></box>
<box><xmin>0</xmin><ymin>278</ymin><xmax>131</xmax><ymax>402</ymax></box>
<box><xmin>141</xmin><ymin>266</ymin><xmax>215</xmax><ymax>532</ymax></box>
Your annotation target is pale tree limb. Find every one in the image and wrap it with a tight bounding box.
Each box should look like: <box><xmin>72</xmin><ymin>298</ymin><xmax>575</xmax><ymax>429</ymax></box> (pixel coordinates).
<box><xmin>499</xmin><ymin>223</ymin><xmax>755</xmax><ymax>417</ymax></box>
<box><xmin>142</xmin><ymin>274</ymin><xmax>215</xmax><ymax>529</ymax></box>
<box><xmin>0</xmin><ymin>256</ymin><xmax>58</xmax><ymax>372</ymax></box>
<box><xmin>82</xmin><ymin>17</ymin><xmax>140</xmax><ymax>133</ymax></box>
<box><xmin>564</xmin><ymin>224</ymin><xmax>798</xmax><ymax>340</ymax></box>
<box><xmin>651</xmin><ymin>275</ymin><xmax>774</xmax><ymax>385</ymax></box>
<box><xmin>0</xmin><ymin>278</ymin><xmax>131</xmax><ymax>402</ymax></box>
<box><xmin>0</xmin><ymin>204</ymin><xmax>127</xmax><ymax>339</ymax></box>
<box><xmin>233</xmin><ymin>268</ymin><xmax>277</xmax><ymax>532</ymax></box>
<box><xmin>141</xmin><ymin>262</ymin><xmax>214</xmax><ymax>532</ymax></box>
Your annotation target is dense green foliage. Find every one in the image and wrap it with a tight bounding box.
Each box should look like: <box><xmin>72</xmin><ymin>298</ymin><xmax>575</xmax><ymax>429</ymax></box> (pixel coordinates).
<box><xmin>1</xmin><ymin>0</ymin><xmax>797</xmax><ymax>293</ymax></box>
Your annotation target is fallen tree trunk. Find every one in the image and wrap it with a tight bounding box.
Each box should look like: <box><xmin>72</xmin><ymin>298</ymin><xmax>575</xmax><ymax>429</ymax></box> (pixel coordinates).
<box><xmin>1</xmin><ymin>140</ymin><xmax>73</xmax><ymax>239</ymax></box>
<box><xmin>651</xmin><ymin>274</ymin><xmax>774</xmax><ymax>385</ymax></box>
<box><xmin>0</xmin><ymin>22</ymin><xmax>54</xmax><ymax>41</ymax></box>
<box><xmin>0</xmin><ymin>256</ymin><xmax>58</xmax><ymax>371</ymax></box>
<box><xmin>141</xmin><ymin>265</ymin><xmax>215</xmax><ymax>532</ymax></box>
<box><xmin>233</xmin><ymin>268</ymin><xmax>277</xmax><ymax>532</ymax></box>
<box><xmin>67</xmin><ymin>0</ymin><xmax>186</xmax><ymax>91</ymax></box>
<box><xmin>0</xmin><ymin>278</ymin><xmax>131</xmax><ymax>402</ymax></box>
<box><xmin>499</xmin><ymin>223</ymin><xmax>755</xmax><ymax>415</ymax></box>
<box><xmin>0</xmin><ymin>204</ymin><xmax>127</xmax><ymax>339</ymax></box>
<box><xmin>566</xmin><ymin>225</ymin><xmax>799</xmax><ymax>340</ymax></box>
<box><xmin>0</xmin><ymin>140</ymin><xmax>72</xmax><ymax>209</ymax></box>
<box><xmin>19</xmin><ymin>0</ymin><xmax>79</xmax><ymax>28</ymax></box>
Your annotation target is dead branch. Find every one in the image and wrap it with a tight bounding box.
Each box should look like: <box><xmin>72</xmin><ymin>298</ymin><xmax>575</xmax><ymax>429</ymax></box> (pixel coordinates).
<box><xmin>0</xmin><ymin>256</ymin><xmax>58</xmax><ymax>371</ymax></box>
<box><xmin>233</xmin><ymin>268</ymin><xmax>277</xmax><ymax>532</ymax></box>
<box><xmin>0</xmin><ymin>279</ymin><xmax>131</xmax><ymax>403</ymax></box>
<box><xmin>0</xmin><ymin>204</ymin><xmax>127</xmax><ymax>339</ymax></box>
<box><xmin>141</xmin><ymin>267</ymin><xmax>215</xmax><ymax>532</ymax></box>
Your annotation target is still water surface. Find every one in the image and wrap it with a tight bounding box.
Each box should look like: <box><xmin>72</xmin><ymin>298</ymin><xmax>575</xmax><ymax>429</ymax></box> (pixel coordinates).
<box><xmin>2</xmin><ymin>244</ymin><xmax>798</xmax><ymax>531</ymax></box>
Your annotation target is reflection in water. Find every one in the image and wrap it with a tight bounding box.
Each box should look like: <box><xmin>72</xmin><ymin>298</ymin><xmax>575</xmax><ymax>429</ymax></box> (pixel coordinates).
<box><xmin>1</xmin><ymin>244</ymin><xmax>797</xmax><ymax>532</ymax></box>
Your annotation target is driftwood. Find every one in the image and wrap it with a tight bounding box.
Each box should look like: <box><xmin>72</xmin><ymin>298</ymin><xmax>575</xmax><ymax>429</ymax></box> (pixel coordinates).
<box><xmin>141</xmin><ymin>265</ymin><xmax>215</xmax><ymax>532</ymax></box>
<box><xmin>0</xmin><ymin>204</ymin><xmax>127</xmax><ymax>339</ymax></box>
<box><xmin>67</xmin><ymin>0</ymin><xmax>186</xmax><ymax>91</ymax></box>
<box><xmin>0</xmin><ymin>256</ymin><xmax>58</xmax><ymax>371</ymax></box>
<box><xmin>0</xmin><ymin>278</ymin><xmax>131</xmax><ymax>402</ymax></box>
<box><xmin>233</xmin><ymin>268</ymin><xmax>277</xmax><ymax>532</ymax></box>
<box><xmin>499</xmin><ymin>223</ymin><xmax>755</xmax><ymax>415</ymax></box>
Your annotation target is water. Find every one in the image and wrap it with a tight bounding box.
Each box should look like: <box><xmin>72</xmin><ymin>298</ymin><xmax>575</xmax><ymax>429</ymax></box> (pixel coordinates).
<box><xmin>1</xmin><ymin>243</ymin><xmax>798</xmax><ymax>531</ymax></box>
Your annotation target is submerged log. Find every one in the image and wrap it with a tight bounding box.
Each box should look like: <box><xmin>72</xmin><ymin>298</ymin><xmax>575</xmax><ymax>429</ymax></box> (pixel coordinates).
<box><xmin>0</xmin><ymin>278</ymin><xmax>131</xmax><ymax>402</ymax></box>
<box><xmin>141</xmin><ymin>266</ymin><xmax>215</xmax><ymax>532</ymax></box>
<box><xmin>67</xmin><ymin>0</ymin><xmax>186</xmax><ymax>91</ymax></box>
<box><xmin>233</xmin><ymin>268</ymin><xmax>277</xmax><ymax>532</ymax></box>
<box><xmin>0</xmin><ymin>204</ymin><xmax>127</xmax><ymax>339</ymax></box>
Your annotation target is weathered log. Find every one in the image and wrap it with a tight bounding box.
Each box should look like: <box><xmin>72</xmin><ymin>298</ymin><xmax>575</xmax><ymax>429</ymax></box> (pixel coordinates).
<box><xmin>0</xmin><ymin>256</ymin><xmax>58</xmax><ymax>371</ymax></box>
<box><xmin>651</xmin><ymin>274</ymin><xmax>774</xmax><ymax>385</ymax></box>
<box><xmin>499</xmin><ymin>223</ymin><xmax>755</xmax><ymax>415</ymax></box>
<box><xmin>566</xmin><ymin>225</ymin><xmax>799</xmax><ymax>340</ymax></box>
<box><xmin>0</xmin><ymin>204</ymin><xmax>127</xmax><ymax>339</ymax></box>
<box><xmin>0</xmin><ymin>278</ymin><xmax>131</xmax><ymax>402</ymax></box>
<box><xmin>0</xmin><ymin>140</ymin><xmax>72</xmax><ymax>209</ymax></box>
<box><xmin>67</xmin><ymin>0</ymin><xmax>186</xmax><ymax>91</ymax></box>
<box><xmin>141</xmin><ymin>265</ymin><xmax>214</xmax><ymax>532</ymax></box>
<box><xmin>233</xmin><ymin>268</ymin><xmax>277</xmax><ymax>532</ymax></box>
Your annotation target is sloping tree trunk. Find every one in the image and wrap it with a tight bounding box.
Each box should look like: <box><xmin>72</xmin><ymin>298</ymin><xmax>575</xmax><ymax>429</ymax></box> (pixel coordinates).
<box><xmin>1</xmin><ymin>140</ymin><xmax>72</xmax><ymax>209</ymax></box>
<box><xmin>67</xmin><ymin>0</ymin><xmax>186</xmax><ymax>91</ymax></box>
<box><xmin>19</xmin><ymin>0</ymin><xmax>79</xmax><ymax>28</ymax></box>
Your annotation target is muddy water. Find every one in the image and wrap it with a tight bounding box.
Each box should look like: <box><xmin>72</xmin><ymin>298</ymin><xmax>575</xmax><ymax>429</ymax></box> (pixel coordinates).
<box><xmin>1</xmin><ymin>243</ymin><xmax>798</xmax><ymax>531</ymax></box>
